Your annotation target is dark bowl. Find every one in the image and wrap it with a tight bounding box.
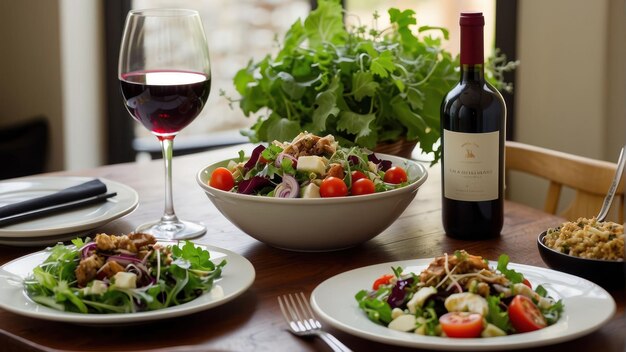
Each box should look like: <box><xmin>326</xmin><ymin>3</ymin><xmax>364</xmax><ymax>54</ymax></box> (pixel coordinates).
<box><xmin>537</xmin><ymin>231</ymin><xmax>625</xmax><ymax>289</ymax></box>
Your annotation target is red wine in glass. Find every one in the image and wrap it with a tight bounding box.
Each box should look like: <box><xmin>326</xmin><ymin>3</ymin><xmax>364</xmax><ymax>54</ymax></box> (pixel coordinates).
<box><xmin>119</xmin><ymin>8</ymin><xmax>211</xmax><ymax>240</ymax></box>
<box><xmin>120</xmin><ymin>70</ymin><xmax>211</xmax><ymax>138</ymax></box>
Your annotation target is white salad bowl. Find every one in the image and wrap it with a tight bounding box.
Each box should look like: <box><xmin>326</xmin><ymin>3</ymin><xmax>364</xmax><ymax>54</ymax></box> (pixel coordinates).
<box><xmin>196</xmin><ymin>153</ymin><xmax>428</xmax><ymax>251</ymax></box>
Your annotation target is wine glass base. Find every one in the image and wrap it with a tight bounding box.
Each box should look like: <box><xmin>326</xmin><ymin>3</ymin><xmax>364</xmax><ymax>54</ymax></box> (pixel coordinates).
<box><xmin>135</xmin><ymin>219</ymin><xmax>206</xmax><ymax>240</ymax></box>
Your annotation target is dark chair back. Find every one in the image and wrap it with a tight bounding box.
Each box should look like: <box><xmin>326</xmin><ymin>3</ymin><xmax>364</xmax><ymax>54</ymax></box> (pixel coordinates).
<box><xmin>0</xmin><ymin>117</ymin><xmax>49</xmax><ymax>180</ymax></box>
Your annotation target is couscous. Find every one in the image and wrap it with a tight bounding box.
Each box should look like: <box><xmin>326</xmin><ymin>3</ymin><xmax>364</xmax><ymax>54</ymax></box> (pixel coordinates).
<box><xmin>543</xmin><ymin>217</ymin><xmax>624</xmax><ymax>261</ymax></box>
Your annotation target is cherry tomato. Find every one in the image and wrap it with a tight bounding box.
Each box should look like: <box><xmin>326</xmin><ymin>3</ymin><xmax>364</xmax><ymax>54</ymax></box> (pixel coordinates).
<box><xmin>351</xmin><ymin>178</ymin><xmax>376</xmax><ymax>196</ymax></box>
<box><xmin>209</xmin><ymin>167</ymin><xmax>235</xmax><ymax>191</ymax></box>
<box><xmin>439</xmin><ymin>312</ymin><xmax>484</xmax><ymax>338</ymax></box>
<box><xmin>351</xmin><ymin>170</ymin><xmax>368</xmax><ymax>184</ymax></box>
<box><xmin>508</xmin><ymin>295</ymin><xmax>547</xmax><ymax>333</ymax></box>
<box><xmin>372</xmin><ymin>274</ymin><xmax>394</xmax><ymax>290</ymax></box>
<box><xmin>522</xmin><ymin>278</ymin><xmax>532</xmax><ymax>289</ymax></box>
<box><xmin>384</xmin><ymin>166</ymin><xmax>408</xmax><ymax>184</ymax></box>
<box><xmin>319</xmin><ymin>177</ymin><xmax>348</xmax><ymax>197</ymax></box>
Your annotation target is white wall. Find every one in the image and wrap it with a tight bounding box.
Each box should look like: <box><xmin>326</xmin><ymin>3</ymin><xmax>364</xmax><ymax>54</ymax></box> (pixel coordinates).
<box><xmin>60</xmin><ymin>0</ymin><xmax>105</xmax><ymax>170</ymax></box>
<box><xmin>509</xmin><ymin>0</ymin><xmax>625</xmax><ymax>211</ymax></box>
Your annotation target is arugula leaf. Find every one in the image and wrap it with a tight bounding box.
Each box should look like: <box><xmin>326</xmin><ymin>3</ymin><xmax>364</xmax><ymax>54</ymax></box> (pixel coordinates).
<box><xmin>267</xmin><ymin>117</ymin><xmax>302</xmax><ymax>143</ymax></box>
<box><xmin>486</xmin><ymin>295</ymin><xmax>513</xmax><ymax>333</ymax></box>
<box><xmin>278</xmin><ymin>21</ymin><xmax>305</xmax><ymax>60</ymax></box>
<box><xmin>496</xmin><ymin>254</ymin><xmax>524</xmax><ymax>284</ymax></box>
<box><xmin>418</xmin><ymin>25</ymin><xmax>449</xmax><ymax>40</ymax></box>
<box><xmin>533</xmin><ymin>285</ymin><xmax>564</xmax><ymax>325</ymax></box>
<box><xmin>260</xmin><ymin>144</ymin><xmax>284</xmax><ymax>163</ymax></box>
<box><xmin>541</xmin><ymin>299</ymin><xmax>564</xmax><ymax>325</ymax></box>
<box><xmin>369</xmin><ymin>51</ymin><xmax>395</xmax><ymax>78</ymax></box>
<box><xmin>303</xmin><ymin>0</ymin><xmax>347</xmax><ymax>47</ymax></box>
<box><xmin>55</xmin><ymin>280</ymin><xmax>88</xmax><ymax>313</ymax></box>
<box><xmin>351</xmin><ymin>71</ymin><xmax>379</xmax><ymax>101</ymax></box>
<box><xmin>337</xmin><ymin>111</ymin><xmax>375</xmax><ymax>145</ymax></box>
<box><xmin>390</xmin><ymin>96</ymin><xmax>428</xmax><ymax>140</ymax></box>
<box><xmin>172</xmin><ymin>241</ymin><xmax>216</xmax><ymax>272</ymax></box>
<box><xmin>535</xmin><ymin>284</ymin><xmax>548</xmax><ymax>298</ymax></box>
<box><xmin>422</xmin><ymin>303</ymin><xmax>441</xmax><ymax>336</ymax></box>
<box><xmin>355</xmin><ymin>288</ymin><xmax>393</xmax><ymax>324</ymax></box>
<box><xmin>311</xmin><ymin>89</ymin><xmax>339</xmax><ymax>133</ymax></box>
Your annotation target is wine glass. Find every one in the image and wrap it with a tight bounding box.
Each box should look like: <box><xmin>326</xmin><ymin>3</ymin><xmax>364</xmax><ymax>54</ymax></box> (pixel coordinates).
<box><xmin>118</xmin><ymin>8</ymin><xmax>210</xmax><ymax>240</ymax></box>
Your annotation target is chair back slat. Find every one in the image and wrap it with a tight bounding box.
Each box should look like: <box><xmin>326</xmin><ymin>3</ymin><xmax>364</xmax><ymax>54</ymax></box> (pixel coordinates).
<box><xmin>505</xmin><ymin>141</ymin><xmax>624</xmax><ymax>223</ymax></box>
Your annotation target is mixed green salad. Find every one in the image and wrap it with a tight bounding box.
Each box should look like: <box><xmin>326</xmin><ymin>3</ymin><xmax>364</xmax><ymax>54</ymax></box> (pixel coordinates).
<box><xmin>208</xmin><ymin>132</ymin><xmax>412</xmax><ymax>198</ymax></box>
<box><xmin>24</xmin><ymin>233</ymin><xmax>226</xmax><ymax>314</ymax></box>
<box><xmin>356</xmin><ymin>251</ymin><xmax>564</xmax><ymax>338</ymax></box>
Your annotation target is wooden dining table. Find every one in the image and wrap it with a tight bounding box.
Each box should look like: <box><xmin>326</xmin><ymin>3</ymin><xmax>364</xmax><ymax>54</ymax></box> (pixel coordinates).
<box><xmin>0</xmin><ymin>144</ymin><xmax>623</xmax><ymax>352</ymax></box>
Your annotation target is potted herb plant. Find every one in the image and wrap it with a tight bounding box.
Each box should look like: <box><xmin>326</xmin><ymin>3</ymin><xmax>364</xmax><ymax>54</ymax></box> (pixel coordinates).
<box><xmin>227</xmin><ymin>0</ymin><xmax>515</xmax><ymax>164</ymax></box>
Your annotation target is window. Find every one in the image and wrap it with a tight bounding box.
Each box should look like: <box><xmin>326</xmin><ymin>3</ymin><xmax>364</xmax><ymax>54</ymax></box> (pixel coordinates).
<box><xmin>129</xmin><ymin>1</ymin><xmax>312</xmax><ymax>157</ymax></box>
<box><xmin>344</xmin><ymin>0</ymin><xmax>497</xmax><ymax>59</ymax></box>
<box><xmin>106</xmin><ymin>0</ymin><xmax>515</xmax><ymax>163</ymax></box>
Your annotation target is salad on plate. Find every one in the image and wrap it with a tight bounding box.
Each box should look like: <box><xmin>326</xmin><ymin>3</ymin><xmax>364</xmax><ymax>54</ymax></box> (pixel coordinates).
<box><xmin>356</xmin><ymin>250</ymin><xmax>564</xmax><ymax>338</ymax></box>
<box><xmin>208</xmin><ymin>132</ymin><xmax>412</xmax><ymax>198</ymax></box>
<box><xmin>24</xmin><ymin>233</ymin><xmax>226</xmax><ymax>314</ymax></box>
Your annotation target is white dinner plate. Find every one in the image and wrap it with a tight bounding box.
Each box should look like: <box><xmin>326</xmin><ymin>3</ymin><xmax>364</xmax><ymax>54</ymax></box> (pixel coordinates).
<box><xmin>0</xmin><ymin>177</ymin><xmax>139</xmax><ymax>239</ymax></box>
<box><xmin>0</xmin><ymin>243</ymin><xmax>255</xmax><ymax>324</ymax></box>
<box><xmin>311</xmin><ymin>259</ymin><xmax>616</xmax><ymax>351</ymax></box>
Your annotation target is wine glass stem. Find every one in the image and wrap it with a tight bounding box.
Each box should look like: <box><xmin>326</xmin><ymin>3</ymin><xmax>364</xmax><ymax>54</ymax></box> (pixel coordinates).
<box><xmin>159</xmin><ymin>137</ymin><xmax>179</xmax><ymax>223</ymax></box>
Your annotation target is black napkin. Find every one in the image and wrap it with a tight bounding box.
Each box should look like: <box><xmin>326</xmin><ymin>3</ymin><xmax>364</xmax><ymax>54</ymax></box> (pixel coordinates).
<box><xmin>0</xmin><ymin>179</ymin><xmax>107</xmax><ymax>219</ymax></box>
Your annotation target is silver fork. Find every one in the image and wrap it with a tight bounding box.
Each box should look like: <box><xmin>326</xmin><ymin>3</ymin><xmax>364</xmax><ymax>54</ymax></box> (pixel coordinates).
<box><xmin>278</xmin><ymin>292</ymin><xmax>353</xmax><ymax>352</ymax></box>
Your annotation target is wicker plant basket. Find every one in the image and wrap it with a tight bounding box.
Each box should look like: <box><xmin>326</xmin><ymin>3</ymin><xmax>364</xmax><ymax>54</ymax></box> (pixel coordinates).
<box><xmin>373</xmin><ymin>138</ymin><xmax>418</xmax><ymax>159</ymax></box>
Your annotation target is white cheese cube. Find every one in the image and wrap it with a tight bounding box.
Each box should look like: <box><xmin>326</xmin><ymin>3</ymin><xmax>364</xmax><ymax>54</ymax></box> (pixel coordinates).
<box><xmin>297</xmin><ymin>156</ymin><xmax>326</xmax><ymax>175</ymax></box>
<box><xmin>388</xmin><ymin>314</ymin><xmax>417</xmax><ymax>332</ymax></box>
<box><xmin>82</xmin><ymin>280</ymin><xmax>108</xmax><ymax>295</ymax></box>
<box><xmin>444</xmin><ymin>292</ymin><xmax>488</xmax><ymax>316</ymax></box>
<box><xmin>391</xmin><ymin>308</ymin><xmax>404</xmax><ymax>320</ymax></box>
<box><xmin>481</xmin><ymin>323</ymin><xmax>506</xmax><ymax>337</ymax></box>
<box><xmin>90</xmin><ymin>280</ymin><xmax>108</xmax><ymax>295</ymax></box>
<box><xmin>407</xmin><ymin>286</ymin><xmax>437</xmax><ymax>314</ymax></box>
<box><xmin>113</xmin><ymin>272</ymin><xmax>137</xmax><ymax>289</ymax></box>
<box><xmin>301</xmin><ymin>183</ymin><xmax>321</xmax><ymax>198</ymax></box>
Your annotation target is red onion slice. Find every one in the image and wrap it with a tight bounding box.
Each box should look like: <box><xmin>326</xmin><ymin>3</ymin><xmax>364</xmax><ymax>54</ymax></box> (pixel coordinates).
<box><xmin>107</xmin><ymin>254</ymin><xmax>143</xmax><ymax>267</ymax></box>
<box><xmin>274</xmin><ymin>174</ymin><xmax>299</xmax><ymax>198</ymax></box>
<box><xmin>80</xmin><ymin>242</ymin><xmax>97</xmax><ymax>259</ymax></box>
<box><xmin>275</xmin><ymin>153</ymin><xmax>297</xmax><ymax>168</ymax></box>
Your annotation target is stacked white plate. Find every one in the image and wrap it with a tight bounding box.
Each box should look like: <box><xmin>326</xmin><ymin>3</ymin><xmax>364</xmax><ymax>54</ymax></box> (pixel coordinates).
<box><xmin>0</xmin><ymin>177</ymin><xmax>139</xmax><ymax>246</ymax></box>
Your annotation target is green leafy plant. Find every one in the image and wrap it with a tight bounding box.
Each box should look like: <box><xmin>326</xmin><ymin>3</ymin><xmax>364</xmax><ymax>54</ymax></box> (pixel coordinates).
<box><xmin>228</xmin><ymin>0</ymin><xmax>515</xmax><ymax>164</ymax></box>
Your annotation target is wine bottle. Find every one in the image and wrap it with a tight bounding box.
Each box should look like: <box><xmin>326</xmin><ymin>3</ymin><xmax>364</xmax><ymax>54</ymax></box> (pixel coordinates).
<box><xmin>440</xmin><ymin>12</ymin><xmax>506</xmax><ymax>239</ymax></box>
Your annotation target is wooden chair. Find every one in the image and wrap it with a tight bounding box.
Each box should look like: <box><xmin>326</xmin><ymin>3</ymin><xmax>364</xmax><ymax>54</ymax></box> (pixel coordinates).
<box><xmin>505</xmin><ymin>141</ymin><xmax>624</xmax><ymax>223</ymax></box>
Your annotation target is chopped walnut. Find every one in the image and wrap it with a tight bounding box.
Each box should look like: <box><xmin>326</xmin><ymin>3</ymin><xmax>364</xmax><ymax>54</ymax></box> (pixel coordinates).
<box><xmin>75</xmin><ymin>254</ymin><xmax>105</xmax><ymax>287</ymax></box>
<box><xmin>327</xmin><ymin>163</ymin><xmax>345</xmax><ymax>179</ymax></box>
<box><xmin>280</xmin><ymin>132</ymin><xmax>338</xmax><ymax>158</ymax></box>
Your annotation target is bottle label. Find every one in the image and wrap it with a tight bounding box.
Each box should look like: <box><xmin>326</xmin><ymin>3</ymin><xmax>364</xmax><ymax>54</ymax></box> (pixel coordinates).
<box><xmin>444</xmin><ymin>129</ymin><xmax>499</xmax><ymax>201</ymax></box>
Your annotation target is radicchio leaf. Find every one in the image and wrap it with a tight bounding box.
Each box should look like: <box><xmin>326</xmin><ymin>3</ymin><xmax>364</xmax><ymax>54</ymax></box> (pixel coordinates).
<box><xmin>348</xmin><ymin>155</ymin><xmax>360</xmax><ymax>166</ymax></box>
<box><xmin>386</xmin><ymin>277</ymin><xmax>413</xmax><ymax>309</ymax></box>
<box><xmin>368</xmin><ymin>153</ymin><xmax>392</xmax><ymax>171</ymax></box>
<box><xmin>237</xmin><ymin>176</ymin><xmax>271</xmax><ymax>194</ymax></box>
<box><xmin>243</xmin><ymin>145</ymin><xmax>266</xmax><ymax>172</ymax></box>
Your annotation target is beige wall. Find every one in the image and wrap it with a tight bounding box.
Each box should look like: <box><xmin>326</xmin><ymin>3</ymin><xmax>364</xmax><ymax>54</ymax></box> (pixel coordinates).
<box><xmin>509</xmin><ymin>0</ymin><xmax>625</xmax><ymax>213</ymax></box>
<box><xmin>0</xmin><ymin>0</ymin><xmax>105</xmax><ymax>172</ymax></box>
<box><xmin>606</xmin><ymin>0</ymin><xmax>626</xmax><ymax>159</ymax></box>
<box><xmin>0</xmin><ymin>1</ymin><xmax>64</xmax><ymax>171</ymax></box>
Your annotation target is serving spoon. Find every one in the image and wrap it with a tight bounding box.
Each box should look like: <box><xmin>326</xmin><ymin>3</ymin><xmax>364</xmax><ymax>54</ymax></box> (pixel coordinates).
<box><xmin>596</xmin><ymin>146</ymin><xmax>626</xmax><ymax>222</ymax></box>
